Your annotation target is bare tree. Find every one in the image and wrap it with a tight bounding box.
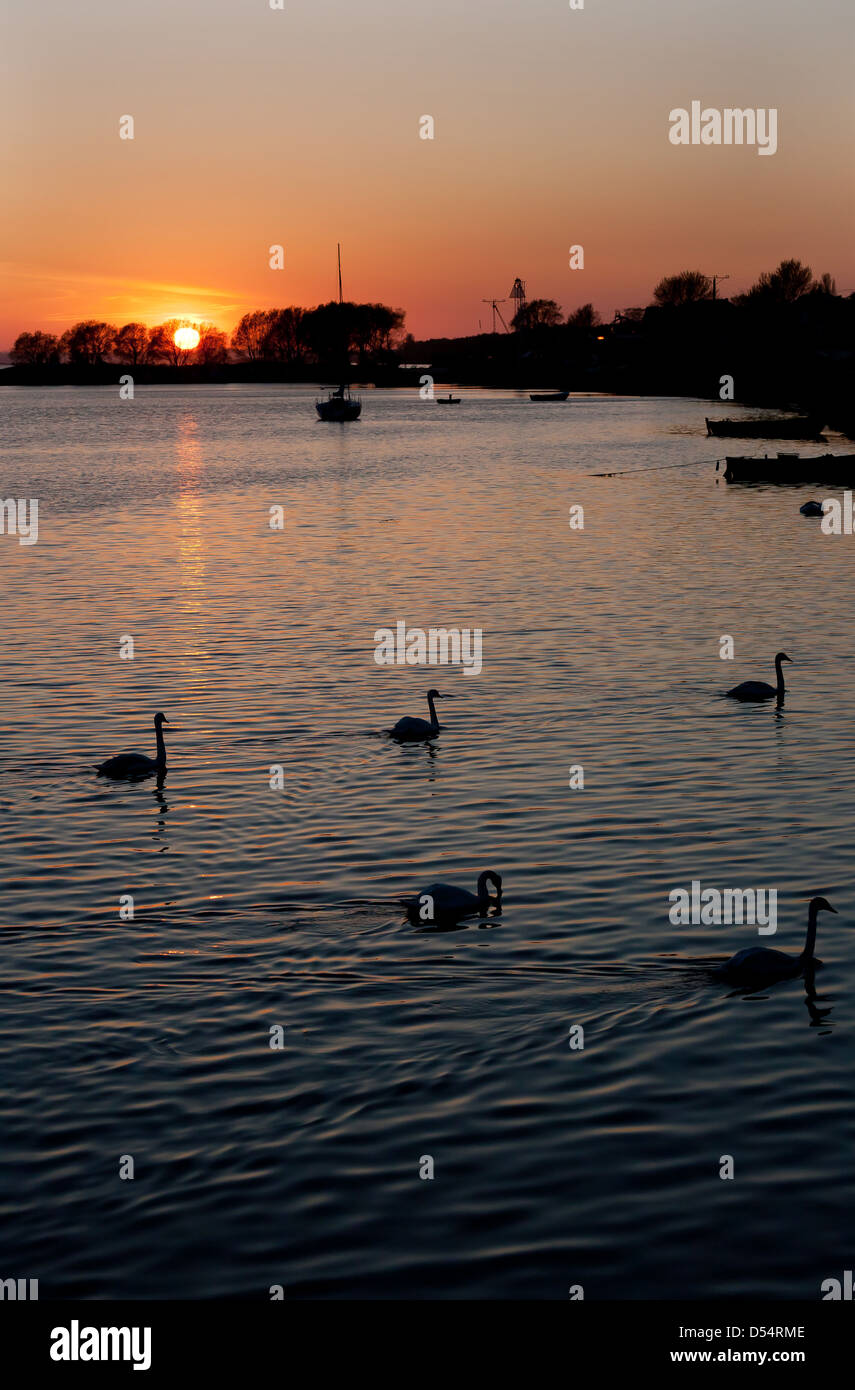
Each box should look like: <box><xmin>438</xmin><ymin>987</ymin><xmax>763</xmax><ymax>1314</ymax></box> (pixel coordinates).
<box><xmin>59</xmin><ymin>321</ymin><xmax>116</xmax><ymax>364</ymax></box>
<box><xmin>512</xmin><ymin>299</ymin><xmax>563</xmax><ymax>331</ymax></box>
<box><xmin>10</xmin><ymin>330</ymin><xmax>61</xmax><ymax>365</ymax></box>
<box><xmin>566</xmin><ymin>304</ymin><xmax>601</xmax><ymax>330</ymax></box>
<box><xmin>114</xmin><ymin>323</ymin><xmax>151</xmax><ymax>366</ymax></box>
<box><xmin>741</xmin><ymin>259</ymin><xmax>815</xmax><ymax>304</ymax></box>
<box><xmin>196</xmin><ymin>323</ymin><xmax>229</xmax><ymax>364</ymax></box>
<box><xmin>231</xmin><ymin>310</ymin><xmax>275</xmax><ymax>360</ymax></box>
<box><xmin>149</xmin><ymin>320</ymin><xmax>192</xmax><ymax>366</ymax></box>
<box><xmin>652</xmin><ymin>271</ymin><xmax>712</xmax><ymax>306</ymax></box>
<box><xmin>263</xmin><ymin>307</ymin><xmax>307</xmax><ymax>363</ymax></box>
<box><xmin>811</xmin><ymin>272</ymin><xmax>837</xmax><ymax>296</ymax></box>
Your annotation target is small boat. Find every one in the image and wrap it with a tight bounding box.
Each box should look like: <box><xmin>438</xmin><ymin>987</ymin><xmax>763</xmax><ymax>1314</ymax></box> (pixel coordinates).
<box><xmin>722</xmin><ymin>452</ymin><xmax>855</xmax><ymax>484</ymax></box>
<box><xmin>530</xmin><ymin>390</ymin><xmax>570</xmax><ymax>402</ymax></box>
<box><xmin>436</xmin><ymin>394</ymin><xmax>461</xmax><ymax>404</ymax></box>
<box><xmin>315</xmin><ymin>243</ymin><xmax>362</xmax><ymax>422</ymax></box>
<box><xmin>706</xmin><ymin>416</ymin><xmax>824</xmax><ymax>440</ymax></box>
<box><xmin>316</xmin><ymin>384</ymin><xmax>361</xmax><ymax>421</ymax></box>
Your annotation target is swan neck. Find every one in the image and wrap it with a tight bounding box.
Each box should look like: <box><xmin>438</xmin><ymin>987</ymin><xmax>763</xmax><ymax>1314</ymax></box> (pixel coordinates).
<box><xmin>427</xmin><ymin>694</ymin><xmax>439</xmax><ymax>728</ymax></box>
<box><xmin>775</xmin><ymin>657</ymin><xmax>786</xmax><ymax>696</ymax></box>
<box><xmin>155</xmin><ymin>723</ymin><xmax>167</xmax><ymax>765</ymax></box>
<box><xmin>802</xmin><ymin>904</ymin><xmax>819</xmax><ymax>960</ymax></box>
<box><xmin>477</xmin><ymin>871</ymin><xmax>500</xmax><ymax>903</ymax></box>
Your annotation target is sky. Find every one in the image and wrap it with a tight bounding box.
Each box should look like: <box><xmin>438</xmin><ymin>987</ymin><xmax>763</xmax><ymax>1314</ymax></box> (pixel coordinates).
<box><xmin>2</xmin><ymin>0</ymin><xmax>853</xmax><ymax>346</ymax></box>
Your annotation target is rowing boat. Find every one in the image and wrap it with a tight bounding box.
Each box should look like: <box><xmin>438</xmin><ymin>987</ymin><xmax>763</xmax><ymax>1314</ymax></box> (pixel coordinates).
<box><xmin>723</xmin><ymin>453</ymin><xmax>855</xmax><ymax>483</ymax></box>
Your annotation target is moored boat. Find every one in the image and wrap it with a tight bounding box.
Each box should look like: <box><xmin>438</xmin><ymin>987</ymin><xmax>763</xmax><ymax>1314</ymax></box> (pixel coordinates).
<box><xmin>315</xmin><ymin>243</ymin><xmax>362</xmax><ymax>422</ymax></box>
<box><xmin>316</xmin><ymin>384</ymin><xmax>361</xmax><ymax>421</ymax></box>
<box><xmin>722</xmin><ymin>452</ymin><xmax>855</xmax><ymax>484</ymax></box>
<box><xmin>436</xmin><ymin>394</ymin><xmax>461</xmax><ymax>404</ymax></box>
<box><xmin>706</xmin><ymin>415</ymin><xmax>824</xmax><ymax>440</ymax></box>
<box><xmin>530</xmin><ymin>390</ymin><xmax>570</xmax><ymax>402</ymax></box>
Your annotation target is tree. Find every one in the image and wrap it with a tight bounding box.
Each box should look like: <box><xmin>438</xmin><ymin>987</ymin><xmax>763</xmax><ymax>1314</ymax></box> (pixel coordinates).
<box><xmin>566</xmin><ymin>304</ymin><xmax>601</xmax><ymax>331</ymax></box>
<box><xmin>512</xmin><ymin>299</ymin><xmax>563</xmax><ymax>332</ymax></box>
<box><xmin>231</xmin><ymin>310</ymin><xmax>275</xmax><ymax>360</ymax></box>
<box><xmin>149</xmin><ymin>320</ymin><xmax>192</xmax><ymax>366</ymax></box>
<box><xmin>811</xmin><ymin>272</ymin><xmax>837</xmax><ymax>296</ymax></box>
<box><xmin>742</xmin><ymin>259</ymin><xmax>814</xmax><ymax>304</ymax></box>
<box><xmin>114</xmin><ymin>322</ymin><xmax>151</xmax><ymax>366</ymax></box>
<box><xmin>59</xmin><ymin>320</ymin><xmax>116</xmax><ymax>364</ymax></box>
<box><xmin>301</xmin><ymin>301</ymin><xmax>352</xmax><ymax>363</ymax></box>
<box><xmin>349</xmin><ymin>303</ymin><xmax>405</xmax><ymax>360</ymax></box>
<box><xmin>652</xmin><ymin>271</ymin><xmax>712</xmax><ymax>306</ymax></box>
<box><xmin>196</xmin><ymin>323</ymin><xmax>229</xmax><ymax>364</ymax></box>
<box><xmin>263</xmin><ymin>307</ymin><xmax>307</xmax><ymax>363</ymax></box>
<box><xmin>10</xmin><ymin>330</ymin><xmax>61</xmax><ymax>365</ymax></box>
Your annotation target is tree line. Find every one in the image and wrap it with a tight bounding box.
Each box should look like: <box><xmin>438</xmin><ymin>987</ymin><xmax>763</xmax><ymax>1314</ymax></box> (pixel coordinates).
<box><xmin>10</xmin><ymin>301</ymin><xmax>406</xmax><ymax>368</ymax></box>
<box><xmin>504</xmin><ymin>260</ymin><xmax>840</xmax><ymax>335</ymax></box>
<box><xmin>9</xmin><ymin>261</ymin><xmax>849</xmax><ymax>391</ymax></box>
<box><xmin>398</xmin><ymin>257</ymin><xmax>852</xmax><ymax>428</ymax></box>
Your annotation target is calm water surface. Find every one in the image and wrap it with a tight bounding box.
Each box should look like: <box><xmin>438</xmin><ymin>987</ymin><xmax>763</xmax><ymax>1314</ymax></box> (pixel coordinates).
<box><xmin>1</xmin><ymin>386</ymin><xmax>853</xmax><ymax>1298</ymax></box>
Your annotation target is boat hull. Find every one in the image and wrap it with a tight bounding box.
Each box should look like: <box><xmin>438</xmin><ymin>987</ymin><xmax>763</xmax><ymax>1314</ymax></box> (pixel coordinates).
<box><xmin>723</xmin><ymin>453</ymin><xmax>855</xmax><ymax>484</ymax></box>
<box><xmin>316</xmin><ymin>399</ymin><xmax>361</xmax><ymax>421</ymax></box>
<box><xmin>530</xmin><ymin>391</ymin><xmax>570</xmax><ymax>402</ymax></box>
<box><xmin>706</xmin><ymin>416</ymin><xmax>823</xmax><ymax>439</ymax></box>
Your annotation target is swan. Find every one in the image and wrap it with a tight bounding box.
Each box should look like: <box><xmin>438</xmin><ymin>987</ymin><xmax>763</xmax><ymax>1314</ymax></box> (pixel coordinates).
<box><xmin>389</xmin><ymin>689</ymin><xmax>451</xmax><ymax>741</ymax></box>
<box><xmin>96</xmin><ymin>712</ymin><xmax>169</xmax><ymax>779</ymax></box>
<box><xmin>715</xmin><ymin>896</ymin><xmax>836</xmax><ymax>984</ymax></box>
<box><xmin>800</xmin><ymin>500</ymin><xmax>825</xmax><ymax>517</ymax></box>
<box><xmin>726</xmin><ymin>651</ymin><xmax>791</xmax><ymax>702</ymax></box>
<box><xmin>403</xmin><ymin>871</ymin><xmax>502</xmax><ymax>923</ymax></box>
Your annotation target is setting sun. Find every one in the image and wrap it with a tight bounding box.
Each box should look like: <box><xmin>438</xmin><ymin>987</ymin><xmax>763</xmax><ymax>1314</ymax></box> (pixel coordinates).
<box><xmin>174</xmin><ymin>325</ymin><xmax>200</xmax><ymax>351</ymax></box>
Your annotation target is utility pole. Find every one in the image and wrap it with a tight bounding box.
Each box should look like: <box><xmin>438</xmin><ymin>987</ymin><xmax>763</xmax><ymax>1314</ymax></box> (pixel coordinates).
<box><xmin>712</xmin><ymin>273</ymin><xmax>730</xmax><ymax>301</ymax></box>
<box><xmin>482</xmin><ymin>298</ymin><xmax>510</xmax><ymax>333</ymax></box>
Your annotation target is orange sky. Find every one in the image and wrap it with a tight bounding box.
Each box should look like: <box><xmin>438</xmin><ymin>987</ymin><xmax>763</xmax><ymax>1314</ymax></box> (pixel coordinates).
<box><xmin>3</xmin><ymin>0</ymin><xmax>853</xmax><ymax>347</ymax></box>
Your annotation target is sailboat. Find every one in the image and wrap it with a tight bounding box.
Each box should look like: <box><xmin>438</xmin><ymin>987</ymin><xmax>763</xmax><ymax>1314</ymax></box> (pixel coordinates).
<box><xmin>316</xmin><ymin>244</ymin><xmax>362</xmax><ymax>421</ymax></box>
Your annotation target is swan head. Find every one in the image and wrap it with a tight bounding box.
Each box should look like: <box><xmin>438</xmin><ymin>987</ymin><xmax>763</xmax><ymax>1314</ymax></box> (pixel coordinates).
<box><xmin>810</xmin><ymin>896</ymin><xmax>837</xmax><ymax>916</ymax></box>
<box><xmin>154</xmin><ymin>712</ymin><xmax>169</xmax><ymax>727</ymax></box>
<box><xmin>427</xmin><ymin>688</ymin><xmax>451</xmax><ymax>700</ymax></box>
<box><xmin>477</xmin><ymin>870</ymin><xmax>503</xmax><ymax>902</ymax></box>
<box><xmin>775</xmin><ymin>652</ymin><xmax>792</xmax><ymax>664</ymax></box>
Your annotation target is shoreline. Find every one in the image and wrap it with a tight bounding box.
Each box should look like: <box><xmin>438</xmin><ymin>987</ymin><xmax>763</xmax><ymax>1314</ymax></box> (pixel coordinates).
<box><xmin>2</xmin><ymin>366</ymin><xmax>852</xmax><ymax>432</ymax></box>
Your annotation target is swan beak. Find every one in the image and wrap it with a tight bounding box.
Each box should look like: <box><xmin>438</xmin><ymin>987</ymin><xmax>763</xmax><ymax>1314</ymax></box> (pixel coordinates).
<box><xmin>829</xmin><ymin>905</ymin><xmax>838</xmax><ymax>913</ymax></box>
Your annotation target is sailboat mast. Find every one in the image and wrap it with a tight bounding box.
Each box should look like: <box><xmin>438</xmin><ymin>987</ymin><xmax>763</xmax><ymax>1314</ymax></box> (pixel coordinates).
<box><xmin>315</xmin><ymin>240</ymin><xmax>361</xmax><ymax>417</ymax></box>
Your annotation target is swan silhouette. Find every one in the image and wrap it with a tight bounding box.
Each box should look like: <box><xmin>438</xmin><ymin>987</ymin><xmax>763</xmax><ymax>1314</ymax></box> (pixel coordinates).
<box><xmin>96</xmin><ymin>712</ymin><xmax>169</xmax><ymax>779</ymax></box>
<box><xmin>726</xmin><ymin>651</ymin><xmax>791</xmax><ymax>702</ymax></box>
<box><xmin>800</xmin><ymin>500</ymin><xmax>825</xmax><ymax>517</ymax></box>
<box><xmin>403</xmin><ymin>871</ymin><xmax>502</xmax><ymax>923</ymax></box>
<box><xmin>389</xmin><ymin>689</ymin><xmax>451</xmax><ymax>741</ymax></box>
<box><xmin>715</xmin><ymin>896</ymin><xmax>836</xmax><ymax>985</ymax></box>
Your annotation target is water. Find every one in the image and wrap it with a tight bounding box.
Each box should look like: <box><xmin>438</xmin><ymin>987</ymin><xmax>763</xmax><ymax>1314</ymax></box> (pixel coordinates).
<box><xmin>1</xmin><ymin>385</ymin><xmax>853</xmax><ymax>1299</ymax></box>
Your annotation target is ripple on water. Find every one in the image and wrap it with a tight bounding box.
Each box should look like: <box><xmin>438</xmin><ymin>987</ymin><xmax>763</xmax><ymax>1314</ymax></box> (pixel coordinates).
<box><xmin>0</xmin><ymin>389</ymin><xmax>853</xmax><ymax>1296</ymax></box>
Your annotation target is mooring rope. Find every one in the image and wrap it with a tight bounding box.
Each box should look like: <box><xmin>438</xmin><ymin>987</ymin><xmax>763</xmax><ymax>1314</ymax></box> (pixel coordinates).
<box><xmin>591</xmin><ymin>456</ymin><xmax>724</xmax><ymax>477</ymax></box>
